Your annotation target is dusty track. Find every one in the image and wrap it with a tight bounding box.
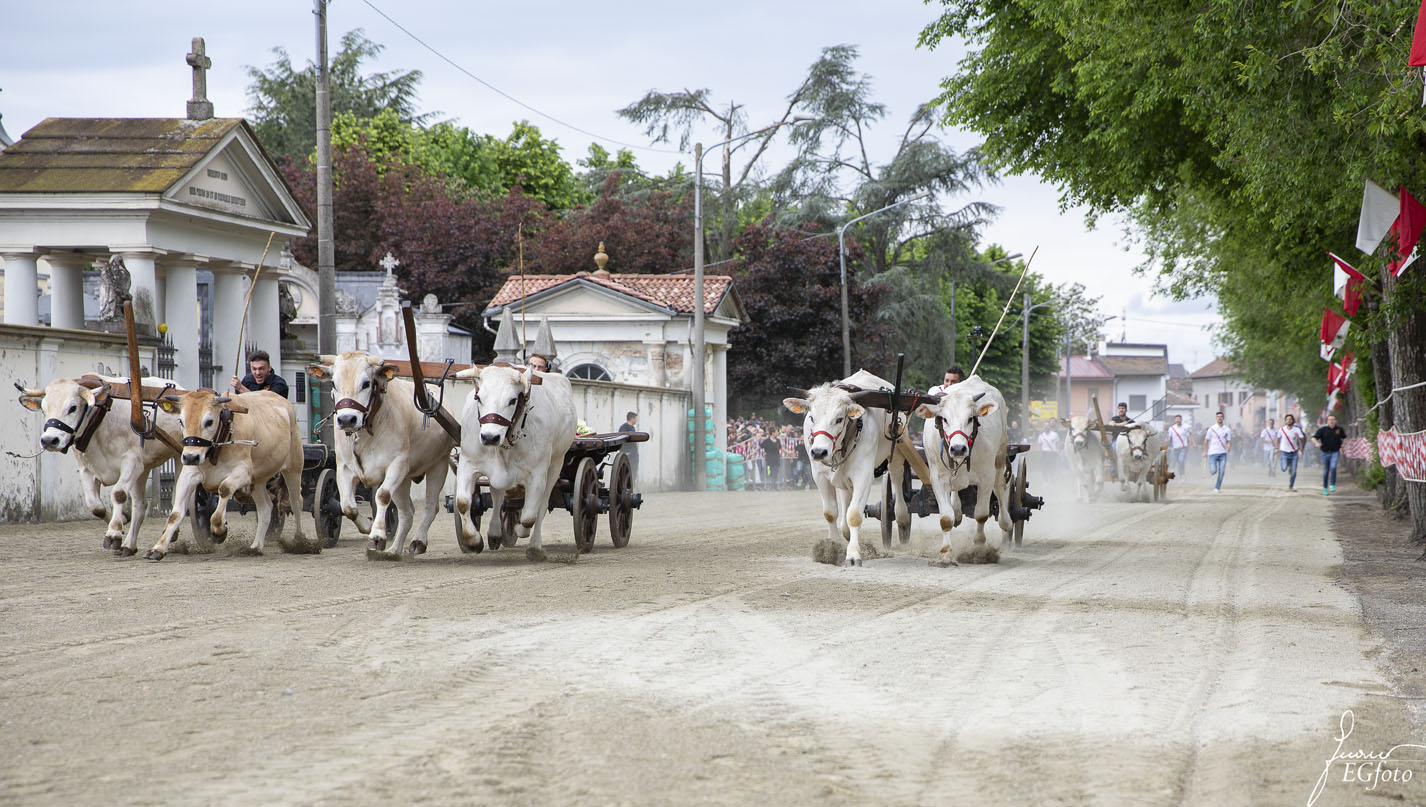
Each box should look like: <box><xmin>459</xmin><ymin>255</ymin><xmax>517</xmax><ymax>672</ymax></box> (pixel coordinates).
<box><xmin>0</xmin><ymin>460</ymin><xmax>1419</xmax><ymax>805</ymax></box>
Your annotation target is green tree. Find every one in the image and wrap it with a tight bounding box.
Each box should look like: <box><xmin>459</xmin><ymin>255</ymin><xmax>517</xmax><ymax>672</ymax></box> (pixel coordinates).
<box><xmin>245</xmin><ymin>29</ymin><xmax>428</xmax><ymax>162</ymax></box>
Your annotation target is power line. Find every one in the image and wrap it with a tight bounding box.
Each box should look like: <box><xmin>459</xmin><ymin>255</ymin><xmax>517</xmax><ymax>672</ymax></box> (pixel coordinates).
<box><xmin>359</xmin><ymin>0</ymin><xmax>683</xmax><ymax>157</ymax></box>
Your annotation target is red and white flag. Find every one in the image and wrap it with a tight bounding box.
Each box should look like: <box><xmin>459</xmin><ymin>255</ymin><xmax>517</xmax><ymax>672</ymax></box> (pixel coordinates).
<box><xmin>1412</xmin><ymin>0</ymin><xmax>1426</xmax><ymax>66</ymax></box>
<box><xmin>1329</xmin><ymin>252</ymin><xmax>1365</xmax><ymax>316</ymax></box>
<box><xmin>1321</xmin><ymin>342</ymin><xmax>1339</xmax><ymax>362</ymax></box>
<box><xmin>1320</xmin><ymin>308</ymin><xmax>1350</xmax><ymax>351</ymax></box>
<box><xmin>1358</xmin><ymin>179</ymin><xmax>1400</xmax><ymax>255</ymax></box>
<box><xmin>1391</xmin><ymin>185</ymin><xmax>1426</xmax><ymax>276</ymax></box>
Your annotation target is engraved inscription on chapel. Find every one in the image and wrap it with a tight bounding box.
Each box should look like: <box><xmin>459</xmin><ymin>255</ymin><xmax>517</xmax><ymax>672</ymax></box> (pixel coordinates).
<box><xmin>178</xmin><ymin>153</ymin><xmax>250</xmax><ymax>215</ymax></box>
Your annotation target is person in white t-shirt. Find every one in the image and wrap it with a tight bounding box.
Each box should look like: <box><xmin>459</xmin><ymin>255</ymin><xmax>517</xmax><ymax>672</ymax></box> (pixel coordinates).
<box><xmin>1166</xmin><ymin>415</ymin><xmax>1191</xmax><ymax>478</ymax></box>
<box><xmin>927</xmin><ymin>365</ymin><xmax>964</xmax><ymax>397</ymax></box>
<box><xmin>1258</xmin><ymin>418</ymin><xmax>1278</xmax><ymax>477</ymax></box>
<box><xmin>1203</xmin><ymin>411</ymin><xmax>1232</xmax><ymax>492</ymax></box>
<box><xmin>1276</xmin><ymin>413</ymin><xmax>1306</xmax><ymax>490</ymax></box>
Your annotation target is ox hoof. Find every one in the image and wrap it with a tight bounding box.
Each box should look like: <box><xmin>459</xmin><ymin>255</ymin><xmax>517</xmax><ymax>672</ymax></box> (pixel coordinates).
<box><xmin>928</xmin><ymin>558</ymin><xmax>958</xmax><ymax>568</ymax></box>
<box><xmin>365</xmin><ymin>548</ymin><xmax>403</xmax><ymax>562</ymax></box>
<box><xmin>211</xmin><ymin>526</ymin><xmax>228</xmax><ymax>541</ymax></box>
<box><xmin>408</xmin><ymin>540</ymin><xmax>426</xmax><ymax>555</ymax></box>
<box><xmin>458</xmin><ymin>538</ymin><xmax>484</xmax><ymax>555</ymax></box>
<box><xmin>119</xmin><ymin>546</ymin><xmax>137</xmax><ymax>557</ymax></box>
<box><xmin>145</xmin><ymin>549</ymin><xmax>165</xmax><ymax>561</ymax></box>
<box><xmin>844</xmin><ymin>557</ymin><xmax>862</xmax><ymax>568</ymax></box>
<box><xmin>366</xmin><ymin>537</ymin><xmax>387</xmax><ymax>552</ymax></box>
<box><xmin>488</xmin><ymin>532</ymin><xmax>503</xmax><ymax>550</ymax></box>
<box><xmin>525</xmin><ymin>548</ymin><xmax>547</xmax><ymax>563</ymax></box>
<box><xmin>102</xmin><ymin>536</ymin><xmax>120</xmax><ymax>550</ymax></box>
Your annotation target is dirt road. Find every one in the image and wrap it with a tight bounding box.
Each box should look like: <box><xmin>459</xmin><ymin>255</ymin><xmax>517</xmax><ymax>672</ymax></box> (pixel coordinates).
<box><xmin>1</xmin><ymin>460</ymin><xmax>1420</xmax><ymax>806</ymax></box>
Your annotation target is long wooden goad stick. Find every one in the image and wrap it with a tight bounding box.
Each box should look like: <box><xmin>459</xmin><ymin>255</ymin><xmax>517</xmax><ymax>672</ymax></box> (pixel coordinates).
<box><xmin>230</xmin><ymin>232</ymin><xmax>277</xmax><ymax>392</ymax></box>
<box><xmin>970</xmin><ymin>245</ymin><xmax>1040</xmax><ymax>378</ymax></box>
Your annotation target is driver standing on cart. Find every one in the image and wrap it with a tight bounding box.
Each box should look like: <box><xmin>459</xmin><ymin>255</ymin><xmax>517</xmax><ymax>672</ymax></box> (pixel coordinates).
<box><xmin>232</xmin><ymin>349</ymin><xmax>289</xmax><ymax>399</ymax></box>
<box><xmin>928</xmin><ymin>365</ymin><xmax>965</xmax><ymax>397</ymax></box>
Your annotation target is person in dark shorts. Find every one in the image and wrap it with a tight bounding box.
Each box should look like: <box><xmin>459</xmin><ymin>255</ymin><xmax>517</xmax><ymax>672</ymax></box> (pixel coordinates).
<box><xmin>1312</xmin><ymin>414</ymin><xmax>1347</xmax><ymax>495</ymax></box>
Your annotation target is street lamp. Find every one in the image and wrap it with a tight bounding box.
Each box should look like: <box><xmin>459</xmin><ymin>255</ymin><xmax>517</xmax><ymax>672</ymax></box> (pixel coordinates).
<box><xmin>836</xmin><ymin>194</ymin><xmax>930</xmax><ymax>377</ymax></box>
<box><xmin>691</xmin><ymin>117</ymin><xmax>809</xmax><ymax>491</ymax></box>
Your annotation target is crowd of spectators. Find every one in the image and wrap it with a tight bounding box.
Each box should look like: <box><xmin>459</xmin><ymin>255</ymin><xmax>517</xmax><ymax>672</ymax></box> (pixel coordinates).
<box><xmin>727</xmin><ymin>416</ymin><xmax>811</xmax><ymax>490</ymax></box>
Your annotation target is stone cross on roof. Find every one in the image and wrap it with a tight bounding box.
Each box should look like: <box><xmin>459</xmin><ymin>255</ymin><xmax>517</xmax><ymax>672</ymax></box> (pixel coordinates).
<box><xmin>380</xmin><ymin>252</ymin><xmax>400</xmax><ymax>281</ymax></box>
<box><xmin>186</xmin><ymin>37</ymin><xmax>213</xmax><ymax>120</ymax></box>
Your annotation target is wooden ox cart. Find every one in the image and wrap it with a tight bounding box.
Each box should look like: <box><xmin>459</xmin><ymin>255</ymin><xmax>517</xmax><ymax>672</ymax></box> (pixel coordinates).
<box><xmin>850</xmin><ymin>355</ymin><xmax>1047</xmax><ymax>547</ymax></box>
<box><xmin>396</xmin><ymin>302</ymin><xmax>646</xmax><ymax>553</ymax></box>
<box><xmin>1088</xmin><ymin>394</ymin><xmax>1174</xmax><ymax>502</ymax></box>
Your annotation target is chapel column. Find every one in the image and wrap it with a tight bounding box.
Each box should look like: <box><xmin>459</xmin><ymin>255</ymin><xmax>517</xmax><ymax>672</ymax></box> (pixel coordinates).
<box><xmin>163</xmin><ymin>259</ymin><xmax>200</xmax><ymax>389</ymax></box>
<box><xmin>44</xmin><ymin>253</ymin><xmax>88</xmax><ymax>331</ymax></box>
<box><xmin>644</xmin><ymin>338</ymin><xmax>666</xmax><ymax>387</ymax></box>
<box><xmin>118</xmin><ymin>251</ymin><xmax>158</xmax><ymax>335</ymax></box>
<box><xmin>712</xmin><ymin>344</ymin><xmax>728</xmax><ymax>453</ymax></box>
<box><xmin>2</xmin><ymin>250</ymin><xmax>39</xmax><ymax>326</ymax></box>
<box><xmin>211</xmin><ymin>268</ymin><xmax>247</xmax><ymax>389</ymax></box>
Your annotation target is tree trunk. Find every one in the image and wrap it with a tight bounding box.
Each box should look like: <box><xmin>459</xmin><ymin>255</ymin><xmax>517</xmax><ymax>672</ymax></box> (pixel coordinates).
<box><xmin>1381</xmin><ymin>269</ymin><xmax>1426</xmax><ymax>544</ymax></box>
<box><xmin>1369</xmin><ymin>328</ymin><xmax>1401</xmax><ymax>510</ymax></box>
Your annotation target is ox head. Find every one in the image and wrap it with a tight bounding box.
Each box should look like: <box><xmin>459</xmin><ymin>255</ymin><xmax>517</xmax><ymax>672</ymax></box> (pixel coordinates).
<box><xmin>916</xmin><ymin>387</ymin><xmax>995</xmax><ymax>461</ymax></box>
<box><xmin>1124</xmin><ymin>426</ymin><xmax>1149</xmax><ymax>460</ymax></box>
<box><xmin>784</xmin><ymin>384</ymin><xmax>865</xmax><ymax>462</ymax></box>
<box><xmin>308</xmin><ymin>352</ymin><xmax>398</xmax><ymax>434</ymax></box>
<box><xmin>455</xmin><ymin>364</ymin><xmax>531</xmax><ymax>447</ymax></box>
<box><xmin>1063</xmin><ymin>415</ymin><xmax>1093</xmax><ymax>452</ymax></box>
<box><xmin>158</xmin><ymin>389</ymin><xmax>248</xmax><ymax>465</ymax></box>
<box><xmin>17</xmin><ymin>378</ymin><xmax>107</xmax><ymax>453</ymax></box>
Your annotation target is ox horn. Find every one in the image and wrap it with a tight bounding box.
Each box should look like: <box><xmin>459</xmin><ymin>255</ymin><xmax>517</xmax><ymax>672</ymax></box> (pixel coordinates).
<box><xmin>453</xmin><ymin>367</ymin><xmax>481</xmax><ymax>380</ymax></box>
<box><xmin>972</xmin><ymin>391</ymin><xmax>986</xmax><ymax>402</ymax></box>
<box><xmin>366</xmin><ymin>355</ymin><xmax>386</xmax><ymax>367</ymax></box>
<box><xmin>162</xmin><ymin>393</ymin><xmax>183</xmax><ymax>403</ymax></box>
<box><xmin>787</xmin><ymin>387</ymin><xmax>811</xmax><ymax>399</ymax></box>
<box><xmin>14</xmin><ymin>382</ymin><xmax>43</xmax><ymax>397</ymax></box>
<box><xmin>318</xmin><ymin>354</ymin><xmax>340</xmax><ymax>365</ymax></box>
<box><xmin>214</xmin><ymin>396</ymin><xmax>232</xmax><ymax>404</ymax></box>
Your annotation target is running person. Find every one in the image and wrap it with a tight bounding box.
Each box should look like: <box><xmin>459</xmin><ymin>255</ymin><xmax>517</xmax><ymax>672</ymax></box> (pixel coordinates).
<box><xmin>1167</xmin><ymin>415</ymin><xmax>1191</xmax><ymax>478</ymax></box>
<box><xmin>1312</xmin><ymin>414</ymin><xmax>1347</xmax><ymax>495</ymax></box>
<box><xmin>1259</xmin><ymin>418</ymin><xmax>1278</xmax><ymax>477</ymax></box>
<box><xmin>1277</xmin><ymin>414</ymin><xmax>1306</xmax><ymax>491</ymax></box>
<box><xmin>1204</xmin><ymin>412</ymin><xmax>1232</xmax><ymax>492</ymax></box>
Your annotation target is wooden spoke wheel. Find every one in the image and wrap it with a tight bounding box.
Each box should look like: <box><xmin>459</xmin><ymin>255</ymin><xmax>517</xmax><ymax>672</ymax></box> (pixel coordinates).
<box><xmin>572</xmin><ymin>457</ymin><xmax>599</xmax><ymax>554</ymax></box>
<box><xmin>191</xmin><ymin>486</ymin><xmax>218</xmax><ymax>543</ymax></box>
<box><xmin>314</xmin><ymin>469</ymin><xmax>343</xmax><ymax>547</ymax></box>
<box><xmin>880</xmin><ymin>473</ymin><xmax>894</xmax><ymax>549</ymax></box>
<box><xmin>1012</xmin><ymin>459</ymin><xmax>1027</xmax><ymax>546</ymax></box>
<box><xmin>608</xmin><ymin>452</ymin><xmax>634</xmax><ymax>548</ymax></box>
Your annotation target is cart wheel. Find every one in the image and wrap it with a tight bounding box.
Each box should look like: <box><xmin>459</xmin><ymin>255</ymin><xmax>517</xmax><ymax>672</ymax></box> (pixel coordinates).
<box><xmin>191</xmin><ymin>486</ymin><xmax>218</xmax><ymax>543</ymax></box>
<box><xmin>314</xmin><ymin>469</ymin><xmax>342</xmax><ymax>547</ymax></box>
<box><xmin>609</xmin><ymin>452</ymin><xmax>634</xmax><ymax>548</ymax></box>
<box><xmin>499</xmin><ymin>504</ymin><xmax>519</xmax><ymax>548</ymax></box>
<box><xmin>572</xmin><ymin>457</ymin><xmax>599</xmax><ymax>554</ymax></box>
<box><xmin>898</xmin><ymin>460</ymin><xmax>913</xmax><ymax>544</ymax></box>
<box><xmin>266</xmin><ymin>475</ymin><xmax>287</xmax><ymax>537</ymax></box>
<box><xmin>1012</xmin><ymin>459</ymin><xmax>1027</xmax><ymax>546</ymax></box>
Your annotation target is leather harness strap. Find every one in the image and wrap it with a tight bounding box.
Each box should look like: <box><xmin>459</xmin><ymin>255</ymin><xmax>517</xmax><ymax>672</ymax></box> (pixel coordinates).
<box><xmin>475</xmin><ymin>389</ymin><xmax>531</xmax><ymax>447</ymax></box>
<box><xmin>333</xmin><ymin>374</ymin><xmax>387</xmax><ymax>435</ymax></box>
<box><xmin>935</xmin><ymin>414</ymin><xmax>981</xmax><ymax>471</ymax></box>
<box><xmin>183</xmin><ymin>408</ymin><xmax>233</xmax><ymax>465</ymax></box>
<box><xmin>45</xmin><ymin>386</ymin><xmax>115</xmax><ymax>454</ymax></box>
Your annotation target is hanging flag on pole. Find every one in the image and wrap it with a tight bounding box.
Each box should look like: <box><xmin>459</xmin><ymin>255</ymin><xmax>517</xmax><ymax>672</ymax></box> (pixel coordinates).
<box><xmin>1358</xmin><ymin>179</ymin><xmax>1400</xmax><ymax>255</ymax></box>
<box><xmin>1414</xmin><ymin>0</ymin><xmax>1426</xmax><ymax>105</ymax></box>
<box><xmin>1321</xmin><ymin>308</ymin><xmax>1350</xmax><ymax>352</ymax></box>
<box><xmin>1329</xmin><ymin>252</ymin><xmax>1365</xmax><ymax>315</ymax></box>
<box><xmin>1391</xmin><ymin>185</ymin><xmax>1426</xmax><ymax>276</ymax></box>
<box><xmin>1322</xmin><ymin>342</ymin><xmax>1339</xmax><ymax>362</ymax></box>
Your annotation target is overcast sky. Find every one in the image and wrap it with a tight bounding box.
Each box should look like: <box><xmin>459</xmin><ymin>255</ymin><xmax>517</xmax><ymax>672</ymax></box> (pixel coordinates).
<box><xmin>3</xmin><ymin>0</ymin><xmax>1221</xmax><ymax>370</ymax></box>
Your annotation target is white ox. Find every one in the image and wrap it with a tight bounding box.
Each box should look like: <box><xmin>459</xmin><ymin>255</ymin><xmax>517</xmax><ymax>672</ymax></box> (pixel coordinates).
<box><xmin>452</xmin><ymin>364</ymin><xmax>575</xmax><ymax>561</ymax></box>
<box><xmin>308</xmin><ymin>352</ymin><xmax>456</xmax><ymax>556</ymax></box>
<box><xmin>146</xmin><ymin>389</ymin><xmax>307</xmax><ymax>560</ymax></box>
<box><xmin>913</xmin><ymin>374</ymin><xmax>1012</xmax><ymax>562</ymax></box>
<box><xmin>1063</xmin><ymin>415</ymin><xmax>1104</xmax><ymax>502</ymax></box>
<box><xmin>1115</xmin><ymin>425</ymin><xmax>1157</xmax><ymax>502</ymax></box>
<box><xmin>783</xmin><ymin>370</ymin><xmax>910</xmax><ymax>567</ymax></box>
<box><xmin>18</xmin><ymin>376</ymin><xmax>183</xmax><ymax>555</ymax></box>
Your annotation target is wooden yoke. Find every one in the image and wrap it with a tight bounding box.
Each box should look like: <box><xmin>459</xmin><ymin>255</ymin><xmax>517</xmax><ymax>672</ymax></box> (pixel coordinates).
<box><xmin>400</xmin><ymin>302</ymin><xmax>465</xmax><ymax>442</ymax></box>
<box><xmin>122</xmin><ymin>302</ymin><xmax>184</xmax><ymax>454</ymax></box>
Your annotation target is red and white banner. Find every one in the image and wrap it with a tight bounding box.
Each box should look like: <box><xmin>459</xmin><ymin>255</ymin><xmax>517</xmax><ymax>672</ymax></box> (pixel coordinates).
<box><xmin>1392</xmin><ymin>185</ymin><xmax>1426</xmax><ymax>276</ymax></box>
<box><xmin>1321</xmin><ymin>308</ymin><xmax>1350</xmax><ymax>351</ymax></box>
<box><xmin>1343</xmin><ymin>437</ymin><xmax>1373</xmax><ymax>461</ymax></box>
<box><xmin>1359</xmin><ymin>179</ymin><xmax>1400</xmax><ymax>255</ymax></box>
<box><xmin>1379</xmin><ymin>429</ymin><xmax>1426</xmax><ymax>482</ymax></box>
<box><xmin>1329</xmin><ymin>252</ymin><xmax>1365</xmax><ymax>316</ymax></box>
<box><xmin>1413</xmin><ymin>0</ymin><xmax>1426</xmax><ymax>66</ymax></box>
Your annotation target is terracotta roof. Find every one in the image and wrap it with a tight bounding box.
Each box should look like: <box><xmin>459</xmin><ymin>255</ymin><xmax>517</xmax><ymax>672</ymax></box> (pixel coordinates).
<box><xmin>1098</xmin><ymin>355</ymin><xmax>1168</xmax><ymax>376</ymax></box>
<box><xmin>0</xmin><ymin>117</ymin><xmax>244</xmax><ymax>193</ymax></box>
<box><xmin>486</xmin><ymin>272</ymin><xmax>734</xmax><ymax>315</ymax></box>
<box><xmin>1057</xmin><ymin>356</ymin><xmax>1114</xmax><ymax>379</ymax></box>
<box><xmin>1190</xmin><ymin>357</ymin><xmax>1237</xmax><ymax>378</ymax></box>
<box><xmin>1164</xmin><ymin>391</ymin><xmax>1198</xmax><ymax>406</ymax></box>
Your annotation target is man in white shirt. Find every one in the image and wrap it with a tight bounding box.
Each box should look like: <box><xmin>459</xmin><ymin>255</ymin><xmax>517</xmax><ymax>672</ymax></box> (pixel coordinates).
<box><xmin>927</xmin><ymin>365</ymin><xmax>964</xmax><ymax>397</ymax></box>
<box><xmin>1203</xmin><ymin>411</ymin><xmax>1232</xmax><ymax>492</ymax></box>
<box><xmin>1258</xmin><ymin>418</ymin><xmax>1278</xmax><ymax>477</ymax></box>
<box><xmin>1276</xmin><ymin>413</ymin><xmax>1306</xmax><ymax>491</ymax></box>
<box><xmin>1166</xmin><ymin>415</ymin><xmax>1191</xmax><ymax>478</ymax></box>
<box><xmin>1037</xmin><ymin>422</ymin><xmax>1060</xmax><ymax>473</ymax></box>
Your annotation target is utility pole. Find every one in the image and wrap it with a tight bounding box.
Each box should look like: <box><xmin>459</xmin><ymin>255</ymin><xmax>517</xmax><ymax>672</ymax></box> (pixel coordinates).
<box><xmin>692</xmin><ymin>142</ymin><xmax>706</xmax><ymax>492</ymax></box>
<box><xmin>1021</xmin><ymin>293</ymin><xmax>1053</xmax><ymax>427</ymax></box>
<box><xmin>948</xmin><ymin>279</ymin><xmax>956</xmax><ymax>368</ymax></box>
<box><xmin>314</xmin><ymin>0</ymin><xmax>335</xmax><ymax>445</ymax></box>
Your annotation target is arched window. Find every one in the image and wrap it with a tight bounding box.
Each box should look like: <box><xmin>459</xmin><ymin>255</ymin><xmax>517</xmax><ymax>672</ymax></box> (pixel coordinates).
<box><xmin>566</xmin><ymin>363</ymin><xmax>612</xmax><ymax>381</ymax></box>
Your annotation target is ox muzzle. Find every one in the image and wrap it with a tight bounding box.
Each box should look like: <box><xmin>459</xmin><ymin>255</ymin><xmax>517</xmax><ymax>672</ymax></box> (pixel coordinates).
<box><xmin>40</xmin><ymin>418</ymin><xmax>77</xmax><ymax>451</ymax></box>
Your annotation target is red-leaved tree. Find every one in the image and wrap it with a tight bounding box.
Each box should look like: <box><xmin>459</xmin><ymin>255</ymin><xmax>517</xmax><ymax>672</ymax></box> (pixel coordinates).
<box><xmin>530</xmin><ymin>173</ymin><xmax>692</xmax><ymax>274</ymax></box>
